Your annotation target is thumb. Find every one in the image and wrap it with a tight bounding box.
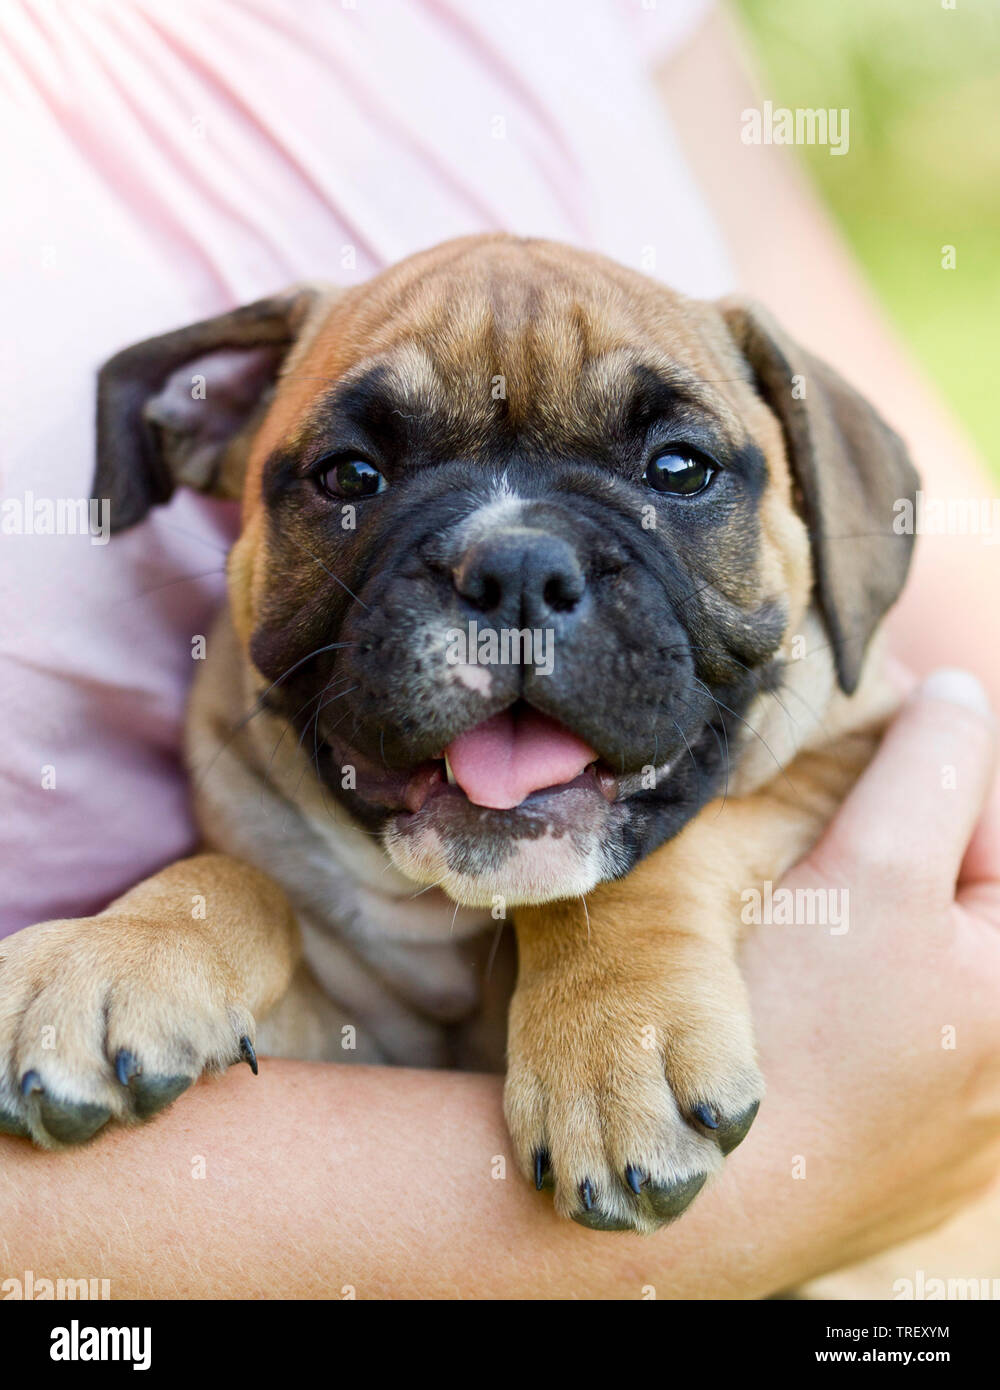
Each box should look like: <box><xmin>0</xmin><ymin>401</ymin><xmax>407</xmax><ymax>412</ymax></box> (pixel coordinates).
<box><xmin>816</xmin><ymin>668</ymin><xmax>997</xmax><ymax>889</ymax></box>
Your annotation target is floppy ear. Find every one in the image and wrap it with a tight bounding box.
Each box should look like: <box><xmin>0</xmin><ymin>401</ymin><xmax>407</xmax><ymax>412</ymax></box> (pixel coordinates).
<box><xmin>720</xmin><ymin>299</ymin><xmax>919</xmax><ymax>695</ymax></box>
<box><xmin>94</xmin><ymin>287</ymin><xmax>321</xmax><ymax>532</ymax></box>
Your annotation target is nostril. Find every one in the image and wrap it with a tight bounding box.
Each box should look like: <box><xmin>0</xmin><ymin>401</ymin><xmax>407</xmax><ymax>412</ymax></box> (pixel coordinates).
<box><xmin>476</xmin><ymin>574</ymin><xmax>503</xmax><ymax>613</ymax></box>
<box><xmin>455</xmin><ymin>562</ymin><xmax>504</xmax><ymax>612</ymax></box>
<box><xmin>543</xmin><ymin>574</ymin><xmax>581</xmax><ymax>613</ymax></box>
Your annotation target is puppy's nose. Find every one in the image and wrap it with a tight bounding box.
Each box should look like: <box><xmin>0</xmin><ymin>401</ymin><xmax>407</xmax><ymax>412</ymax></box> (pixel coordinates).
<box><xmin>454</xmin><ymin>533</ymin><xmax>585</xmax><ymax>626</ymax></box>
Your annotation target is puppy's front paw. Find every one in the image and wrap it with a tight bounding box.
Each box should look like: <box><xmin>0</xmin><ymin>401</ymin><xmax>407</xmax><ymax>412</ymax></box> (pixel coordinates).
<box><xmin>504</xmin><ymin>967</ymin><xmax>763</xmax><ymax>1234</ymax></box>
<box><xmin>0</xmin><ymin>914</ymin><xmax>258</xmax><ymax>1146</ymax></box>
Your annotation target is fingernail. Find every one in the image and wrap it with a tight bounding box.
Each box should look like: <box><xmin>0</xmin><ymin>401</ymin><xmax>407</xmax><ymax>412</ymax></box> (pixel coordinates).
<box><xmin>918</xmin><ymin>668</ymin><xmax>992</xmax><ymax>718</ymax></box>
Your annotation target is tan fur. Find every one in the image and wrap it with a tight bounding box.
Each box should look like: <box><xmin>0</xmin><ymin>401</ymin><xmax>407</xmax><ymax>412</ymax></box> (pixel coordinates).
<box><xmin>0</xmin><ymin>856</ymin><xmax>299</xmax><ymax>1144</ymax></box>
<box><xmin>506</xmin><ymin>651</ymin><xmax>895</xmax><ymax>1230</ymax></box>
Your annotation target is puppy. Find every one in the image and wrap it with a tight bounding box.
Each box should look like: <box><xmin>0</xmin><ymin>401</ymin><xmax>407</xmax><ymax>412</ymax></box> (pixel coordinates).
<box><xmin>0</xmin><ymin>234</ymin><xmax>916</xmax><ymax>1236</ymax></box>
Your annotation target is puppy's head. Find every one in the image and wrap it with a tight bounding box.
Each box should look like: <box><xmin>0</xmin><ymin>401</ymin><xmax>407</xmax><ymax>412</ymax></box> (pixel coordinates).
<box><xmin>96</xmin><ymin>235</ymin><xmax>917</xmax><ymax>906</ymax></box>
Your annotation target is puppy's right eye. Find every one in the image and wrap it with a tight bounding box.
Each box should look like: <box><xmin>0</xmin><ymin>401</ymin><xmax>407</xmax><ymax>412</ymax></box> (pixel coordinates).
<box><xmin>316</xmin><ymin>456</ymin><xmax>386</xmax><ymax>500</ymax></box>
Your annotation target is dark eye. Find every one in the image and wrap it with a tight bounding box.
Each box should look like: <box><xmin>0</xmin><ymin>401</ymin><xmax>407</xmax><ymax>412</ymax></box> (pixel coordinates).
<box><xmin>644</xmin><ymin>449</ymin><xmax>716</xmax><ymax>496</ymax></box>
<box><xmin>316</xmin><ymin>457</ymin><xmax>386</xmax><ymax>500</ymax></box>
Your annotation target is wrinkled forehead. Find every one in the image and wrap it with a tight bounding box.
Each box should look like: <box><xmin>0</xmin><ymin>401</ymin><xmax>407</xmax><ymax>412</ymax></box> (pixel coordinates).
<box><xmin>250</xmin><ymin>244</ymin><xmax>757</xmax><ymax>481</ymax></box>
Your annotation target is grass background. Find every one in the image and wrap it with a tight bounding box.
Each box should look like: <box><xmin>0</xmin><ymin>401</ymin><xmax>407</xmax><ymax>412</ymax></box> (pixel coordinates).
<box><xmin>735</xmin><ymin>0</ymin><xmax>1000</xmax><ymax>473</ymax></box>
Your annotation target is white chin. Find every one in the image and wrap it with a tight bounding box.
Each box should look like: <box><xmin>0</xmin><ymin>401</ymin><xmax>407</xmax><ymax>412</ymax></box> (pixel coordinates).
<box><xmin>383</xmin><ymin>823</ymin><xmax>604</xmax><ymax>909</ymax></box>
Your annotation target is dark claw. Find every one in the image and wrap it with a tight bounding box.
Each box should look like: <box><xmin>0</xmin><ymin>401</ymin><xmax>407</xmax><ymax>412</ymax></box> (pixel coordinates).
<box><xmin>572</xmin><ymin>1206</ymin><xmax>638</xmax><ymax>1232</ymax></box>
<box><xmin>0</xmin><ymin>1106</ymin><xmax>30</xmax><ymax>1138</ymax></box>
<box><xmin>129</xmin><ymin>1073</ymin><xmax>193</xmax><ymax>1121</ymax></box>
<box><xmin>38</xmin><ymin>1096</ymin><xmax>111</xmax><ymax>1145</ymax></box>
<box><xmin>115</xmin><ymin>1049</ymin><xmax>141</xmax><ymax>1086</ymax></box>
<box><xmin>716</xmin><ymin>1099</ymin><xmax>761</xmax><ymax>1156</ymax></box>
<box><xmin>534</xmin><ymin>1148</ymin><xmax>550</xmax><ymax>1191</ymax></box>
<box><xmin>692</xmin><ymin>1102</ymin><xmax>719</xmax><ymax>1131</ymax></box>
<box><xmin>645</xmin><ymin>1171</ymin><xmax>708</xmax><ymax>1224</ymax></box>
<box><xmin>20</xmin><ymin>1070</ymin><xmax>43</xmax><ymax>1098</ymax></box>
<box><xmin>580</xmin><ymin>1177</ymin><xmax>594</xmax><ymax>1212</ymax></box>
<box><xmin>239</xmin><ymin>1036</ymin><xmax>258</xmax><ymax>1076</ymax></box>
<box><xmin>625</xmin><ymin>1165</ymin><xmax>645</xmax><ymax>1195</ymax></box>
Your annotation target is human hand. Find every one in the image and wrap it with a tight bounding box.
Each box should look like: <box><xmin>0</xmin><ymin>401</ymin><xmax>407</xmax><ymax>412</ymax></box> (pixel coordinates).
<box><xmin>734</xmin><ymin>669</ymin><xmax>1000</xmax><ymax>1292</ymax></box>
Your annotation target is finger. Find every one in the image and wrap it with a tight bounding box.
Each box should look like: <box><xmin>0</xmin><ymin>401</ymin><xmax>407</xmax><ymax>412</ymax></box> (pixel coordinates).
<box><xmin>882</xmin><ymin>655</ymin><xmax>919</xmax><ymax>702</ymax></box>
<box><xmin>958</xmin><ymin>773</ymin><xmax>1000</xmax><ymax>892</ymax></box>
<box><xmin>816</xmin><ymin>668</ymin><xmax>997</xmax><ymax>889</ymax></box>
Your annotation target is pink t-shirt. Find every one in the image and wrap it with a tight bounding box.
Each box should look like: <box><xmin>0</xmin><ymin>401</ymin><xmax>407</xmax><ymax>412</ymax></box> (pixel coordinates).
<box><xmin>0</xmin><ymin>0</ymin><xmax>731</xmax><ymax>934</ymax></box>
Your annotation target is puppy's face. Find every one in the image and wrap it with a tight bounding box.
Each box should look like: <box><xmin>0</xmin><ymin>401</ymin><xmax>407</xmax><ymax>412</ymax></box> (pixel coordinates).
<box><xmin>97</xmin><ymin>235</ymin><xmax>917</xmax><ymax>907</ymax></box>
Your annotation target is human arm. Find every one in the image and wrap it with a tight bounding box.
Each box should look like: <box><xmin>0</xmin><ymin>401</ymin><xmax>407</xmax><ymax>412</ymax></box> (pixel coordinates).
<box><xmin>2</xmin><ymin>674</ymin><xmax>998</xmax><ymax>1299</ymax></box>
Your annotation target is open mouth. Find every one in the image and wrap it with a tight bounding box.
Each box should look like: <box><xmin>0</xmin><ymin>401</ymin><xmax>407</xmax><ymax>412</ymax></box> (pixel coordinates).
<box><xmin>401</xmin><ymin>701</ymin><xmax>619</xmax><ymax>815</ymax></box>
<box><xmin>377</xmin><ymin>700</ymin><xmax>629</xmax><ymax>908</ymax></box>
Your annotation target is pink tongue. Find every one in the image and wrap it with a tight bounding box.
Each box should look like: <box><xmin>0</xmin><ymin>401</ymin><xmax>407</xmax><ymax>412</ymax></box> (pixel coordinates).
<box><xmin>445</xmin><ymin>707</ymin><xmax>596</xmax><ymax>810</ymax></box>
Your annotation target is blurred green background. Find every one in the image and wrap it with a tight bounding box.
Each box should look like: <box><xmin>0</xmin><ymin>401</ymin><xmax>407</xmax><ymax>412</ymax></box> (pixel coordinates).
<box><xmin>735</xmin><ymin>0</ymin><xmax>1000</xmax><ymax>473</ymax></box>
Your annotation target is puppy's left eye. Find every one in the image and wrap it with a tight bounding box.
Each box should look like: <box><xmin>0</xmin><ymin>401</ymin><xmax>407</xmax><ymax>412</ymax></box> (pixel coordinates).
<box><xmin>644</xmin><ymin>449</ymin><xmax>716</xmax><ymax>496</ymax></box>
<box><xmin>316</xmin><ymin>457</ymin><xmax>386</xmax><ymax>500</ymax></box>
